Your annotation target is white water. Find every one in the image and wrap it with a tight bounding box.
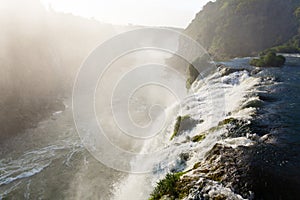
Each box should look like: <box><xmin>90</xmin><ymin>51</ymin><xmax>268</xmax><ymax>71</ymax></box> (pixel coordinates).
<box><xmin>0</xmin><ymin>103</ymin><xmax>88</xmax><ymax>199</ymax></box>
<box><xmin>113</xmin><ymin>67</ymin><xmax>261</xmax><ymax>200</ymax></box>
<box><xmin>0</xmin><ymin>66</ymin><xmax>261</xmax><ymax>200</ymax></box>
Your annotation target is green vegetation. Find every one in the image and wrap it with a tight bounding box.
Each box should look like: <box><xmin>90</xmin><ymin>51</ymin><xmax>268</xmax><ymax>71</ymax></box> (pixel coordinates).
<box><xmin>263</xmin><ymin>45</ymin><xmax>300</xmax><ymax>54</ymax></box>
<box><xmin>193</xmin><ymin>162</ymin><xmax>202</xmax><ymax>169</ymax></box>
<box><xmin>170</xmin><ymin>116</ymin><xmax>182</xmax><ymax>140</ymax></box>
<box><xmin>181</xmin><ymin>115</ymin><xmax>191</xmax><ymax>121</ymax></box>
<box><xmin>250</xmin><ymin>52</ymin><xmax>286</xmax><ymax>67</ymax></box>
<box><xmin>149</xmin><ymin>173</ymin><xmax>185</xmax><ymax>200</ymax></box>
<box><xmin>261</xmin><ymin>4</ymin><xmax>300</xmax><ymax>54</ymax></box>
<box><xmin>191</xmin><ymin>134</ymin><xmax>206</xmax><ymax>142</ymax></box>
<box><xmin>218</xmin><ymin>118</ymin><xmax>237</xmax><ymax>126</ymax></box>
<box><xmin>184</xmin><ymin>0</ymin><xmax>300</xmax><ymax>59</ymax></box>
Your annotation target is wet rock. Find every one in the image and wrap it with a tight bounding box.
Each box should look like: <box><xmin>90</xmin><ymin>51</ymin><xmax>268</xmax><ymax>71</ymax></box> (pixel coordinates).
<box><xmin>191</xmin><ymin>134</ymin><xmax>206</xmax><ymax>142</ymax></box>
<box><xmin>250</xmin><ymin>68</ymin><xmax>262</xmax><ymax>75</ymax></box>
<box><xmin>179</xmin><ymin>152</ymin><xmax>190</xmax><ymax>161</ymax></box>
<box><xmin>170</xmin><ymin>153</ymin><xmax>190</xmax><ymax>173</ymax></box>
<box><xmin>175</xmin><ymin>144</ymin><xmax>253</xmax><ymax>199</ymax></box>
<box><xmin>170</xmin><ymin>115</ymin><xmax>199</xmax><ymax>140</ymax></box>
<box><xmin>217</xmin><ymin>65</ymin><xmax>250</xmax><ymax>77</ymax></box>
<box><xmin>179</xmin><ymin>116</ymin><xmax>199</xmax><ymax>133</ymax></box>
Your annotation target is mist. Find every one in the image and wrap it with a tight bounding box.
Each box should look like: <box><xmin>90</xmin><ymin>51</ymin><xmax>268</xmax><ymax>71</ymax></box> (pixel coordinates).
<box><xmin>0</xmin><ymin>0</ymin><xmax>133</xmax><ymax>141</ymax></box>
<box><xmin>1</xmin><ymin>0</ymin><xmax>300</xmax><ymax>199</ymax></box>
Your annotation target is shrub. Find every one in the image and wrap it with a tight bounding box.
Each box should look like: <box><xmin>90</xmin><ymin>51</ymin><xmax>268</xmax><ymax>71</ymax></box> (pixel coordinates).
<box><xmin>149</xmin><ymin>173</ymin><xmax>182</xmax><ymax>200</ymax></box>
<box><xmin>250</xmin><ymin>52</ymin><xmax>286</xmax><ymax>67</ymax></box>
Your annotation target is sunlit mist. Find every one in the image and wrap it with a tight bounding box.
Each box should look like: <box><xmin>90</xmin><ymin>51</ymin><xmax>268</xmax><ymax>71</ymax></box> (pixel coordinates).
<box><xmin>40</xmin><ymin>0</ymin><xmax>211</xmax><ymax>27</ymax></box>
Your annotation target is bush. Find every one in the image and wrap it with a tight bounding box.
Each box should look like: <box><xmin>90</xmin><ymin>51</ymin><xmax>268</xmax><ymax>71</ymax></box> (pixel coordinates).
<box><xmin>250</xmin><ymin>52</ymin><xmax>286</xmax><ymax>67</ymax></box>
<box><xmin>149</xmin><ymin>173</ymin><xmax>182</xmax><ymax>200</ymax></box>
<box><xmin>183</xmin><ymin>0</ymin><xmax>300</xmax><ymax>59</ymax></box>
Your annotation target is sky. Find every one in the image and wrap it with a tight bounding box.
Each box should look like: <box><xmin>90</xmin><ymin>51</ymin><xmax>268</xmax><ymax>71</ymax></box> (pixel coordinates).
<box><xmin>40</xmin><ymin>0</ymin><xmax>212</xmax><ymax>28</ymax></box>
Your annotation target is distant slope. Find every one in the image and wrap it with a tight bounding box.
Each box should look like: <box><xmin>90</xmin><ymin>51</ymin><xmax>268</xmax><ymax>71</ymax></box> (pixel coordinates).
<box><xmin>0</xmin><ymin>0</ymin><xmax>136</xmax><ymax>140</ymax></box>
<box><xmin>184</xmin><ymin>0</ymin><xmax>300</xmax><ymax>59</ymax></box>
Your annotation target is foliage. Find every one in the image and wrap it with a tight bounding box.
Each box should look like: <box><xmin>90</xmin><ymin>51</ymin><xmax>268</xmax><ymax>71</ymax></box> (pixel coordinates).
<box><xmin>191</xmin><ymin>134</ymin><xmax>206</xmax><ymax>142</ymax></box>
<box><xmin>149</xmin><ymin>173</ymin><xmax>184</xmax><ymax>200</ymax></box>
<box><xmin>170</xmin><ymin>116</ymin><xmax>182</xmax><ymax>140</ymax></box>
<box><xmin>184</xmin><ymin>0</ymin><xmax>300</xmax><ymax>59</ymax></box>
<box><xmin>295</xmin><ymin>7</ymin><xmax>300</xmax><ymax>19</ymax></box>
<box><xmin>262</xmin><ymin>34</ymin><xmax>300</xmax><ymax>54</ymax></box>
<box><xmin>250</xmin><ymin>52</ymin><xmax>286</xmax><ymax>67</ymax></box>
<box><xmin>181</xmin><ymin>115</ymin><xmax>191</xmax><ymax>121</ymax></box>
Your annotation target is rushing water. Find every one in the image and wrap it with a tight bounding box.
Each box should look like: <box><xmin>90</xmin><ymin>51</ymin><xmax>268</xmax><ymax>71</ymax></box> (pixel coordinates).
<box><xmin>1</xmin><ymin>55</ymin><xmax>300</xmax><ymax>199</ymax></box>
<box><xmin>0</xmin><ymin>102</ymin><xmax>123</xmax><ymax>200</ymax></box>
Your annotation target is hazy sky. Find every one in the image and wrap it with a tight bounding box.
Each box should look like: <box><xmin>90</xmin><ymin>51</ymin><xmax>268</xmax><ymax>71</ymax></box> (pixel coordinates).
<box><xmin>41</xmin><ymin>0</ymin><xmax>212</xmax><ymax>28</ymax></box>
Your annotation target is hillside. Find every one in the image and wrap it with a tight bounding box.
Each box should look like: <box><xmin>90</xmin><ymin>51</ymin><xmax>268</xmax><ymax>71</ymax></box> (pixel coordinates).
<box><xmin>184</xmin><ymin>0</ymin><xmax>300</xmax><ymax>59</ymax></box>
<box><xmin>0</xmin><ymin>0</ymin><xmax>135</xmax><ymax>140</ymax></box>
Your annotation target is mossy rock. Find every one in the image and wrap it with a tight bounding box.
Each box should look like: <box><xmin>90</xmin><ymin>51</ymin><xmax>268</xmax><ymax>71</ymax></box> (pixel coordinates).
<box><xmin>170</xmin><ymin>116</ymin><xmax>182</xmax><ymax>140</ymax></box>
<box><xmin>191</xmin><ymin>134</ymin><xmax>206</xmax><ymax>142</ymax></box>
<box><xmin>207</xmin><ymin>170</ymin><xmax>224</xmax><ymax>182</ymax></box>
<box><xmin>193</xmin><ymin>162</ymin><xmax>201</xmax><ymax>169</ymax></box>
<box><xmin>213</xmin><ymin>194</ymin><xmax>227</xmax><ymax>200</ymax></box>
<box><xmin>219</xmin><ymin>66</ymin><xmax>249</xmax><ymax>76</ymax></box>
<box><xmin>218</xmin><ymin>118</ymin><xmax>236</xmax><ymax>126</ymax></box>
<box><xmin>241</xmin><ymin>99</ymin><xmax>262</xmax><ymax>109</ymax></box>
<box><xmin>250</xmin><ymin>52</ymin><xmax>286</xmax><ymax>67</ymax></box>
<box><xmin>170</xmin><ymin>115</ymin><xmax>199</xmax><ymax>140</ymax></box>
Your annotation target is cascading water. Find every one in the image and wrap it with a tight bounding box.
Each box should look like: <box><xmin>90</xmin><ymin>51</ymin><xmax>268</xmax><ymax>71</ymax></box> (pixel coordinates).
<box><xmin>1</xmin><ymin>55</ymin><xmax>300</xmax><ymax>200</ymax></box>
<box><xmin>112</xmin><ymin>62</ymin><xmax>262</xmax><ymax>199</ymax></box>
<box><xmin>117</xmin><ymin>55</ymin><xmax>300</xmax><ymax>200</ymax></box>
